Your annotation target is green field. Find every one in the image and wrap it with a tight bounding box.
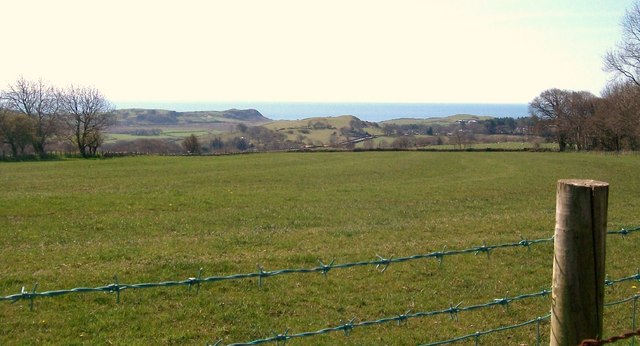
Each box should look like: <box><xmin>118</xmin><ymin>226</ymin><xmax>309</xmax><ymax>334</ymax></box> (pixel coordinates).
<box><xmin>105</xmin><ymin>129</ymin><xmax>216</xmax><ymax>143</ymax></box>
<box><xmin>1</xmin><ymin>152</ymin><xmax>639</xmax><ymax>345</ymax></box>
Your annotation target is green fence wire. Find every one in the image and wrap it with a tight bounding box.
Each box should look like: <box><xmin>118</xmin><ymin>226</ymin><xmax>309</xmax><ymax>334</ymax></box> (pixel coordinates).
<box><xmin>422</xmin><ymin>295</ymin><xmax>640</xmax><ymax>346</ymax></box>
<box><xmin>419</xmin><ymin>314</ymin><xmax>551</xmax><ymax>346</ymax></box>
<box><xmin>1</xmin><ymin>235</ymin><xmax>559</xmax><ymax>307</ymax></box>
<box><xmin>4</xmin><ymin>227</ymin><xmax>639</xmax><ymax>308</ymax></box>
<box><xmin>223</xmin><ymin>289</ymin><xmax>553</xmax><ymax>346</ymax></box>
<box><xmin>220</xmin><ymin>272</ymin><xmax>640</xmax><ymax>346</ymax></box>
<box><xmin>2</xmin><ymin>226</ymin><xmax>639</xmax><ymax>345</ymax></box>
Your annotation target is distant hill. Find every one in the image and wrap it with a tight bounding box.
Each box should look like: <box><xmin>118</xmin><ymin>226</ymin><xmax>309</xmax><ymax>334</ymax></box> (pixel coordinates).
<box><xmin>381</xmin><ymin>114</ymin><xmax>493</xmax><ymax>126</ymax></box>
<box><xmin>264</xmin><ymin>114</ymin><xmax>361</xmax><ymax>131</ymax></box>
<box><xmin>114</xmin><ymin>108</ymin><xmax>271</xmax><ymax>127</ymax></box>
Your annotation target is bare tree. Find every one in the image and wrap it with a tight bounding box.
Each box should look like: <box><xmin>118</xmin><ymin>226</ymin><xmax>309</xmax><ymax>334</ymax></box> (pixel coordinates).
<box><xmin>392</xmin><ymin>136</ymin><xmax>413</xmax><ymax>149</ymax></box>
<box><xmin>0</xmin><ymin>106</ymin><xmax>5</xmax><ymax>155</ymax></box>
<box><xmin>594</xmin><ymin>81</ymin><xmax>640</xmax><ymax>150</ymax></box>
<box><xmin>61</xmin><ymin>85</ymin><xmax>114</xmax><ymax>157</ymax></box>
<box><xmin>529</xmin><ymin>88</ymin><xmax>598</xmax><ymax>151</ymax></box>
<box><xmin>182</xmin><ymin>134</ymin><xmax>201</xmax><ymax>154</ymax></box>
<box><xmin>604</xmin><ymin>1</ymin><xmax>640</xmax><ymax>87</ymax></box>
<box><xmin>566</xmin><ymin>91</ymin><xmax>598</xmax><ymax>150</ymax></box>
<box><xmin>0</xmin><ymin>109</ymin><xmax>36</xmax><ymax>157</ymax></box>
<box><xmin>1</xmin><ymin>77</ymin><xmax>61</xmax><ymax>156</ymax></box>
<box><xmin>451</xmin><ymin>130</ymin><xmax>472</xmax><ymax>149</ymax></box>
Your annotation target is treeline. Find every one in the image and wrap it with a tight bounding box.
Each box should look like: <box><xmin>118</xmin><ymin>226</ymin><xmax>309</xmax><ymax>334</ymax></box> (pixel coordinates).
<box><xmin>527</xmin><ymin>1</ymin><xmax>640</xmax><ymax>151</ymax></box>
<box><xmin>0</xmin><ymin>77</ymin><xmax>113</xmax><ymax>158</ymax></box>
<box><xmin>178</xmin><ymin>124</ymin><xmax>301</xmax><ymax>155</ymax></box>
<box><xmin>528</xmin><ymin>84</ymin><xmax>640</xmax><ymax>151</ymax></box>
<box><xmin>381</xmin><ymin>117</ymin><xmax>532</xmax><ymax>137</ymax></box>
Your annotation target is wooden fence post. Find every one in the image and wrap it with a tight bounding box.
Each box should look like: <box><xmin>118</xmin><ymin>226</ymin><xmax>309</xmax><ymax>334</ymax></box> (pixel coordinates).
<box><xmin>550</xmin><ymin>179</ymin><xmax>609</xmax><ymax>346</ymax></box>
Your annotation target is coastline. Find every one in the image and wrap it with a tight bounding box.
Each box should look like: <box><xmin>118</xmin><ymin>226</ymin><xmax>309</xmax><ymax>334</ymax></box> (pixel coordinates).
<box><xmin>113</xmin><ymin>101</ymin><xmax>530</xmax><ymax>122</ymax></box>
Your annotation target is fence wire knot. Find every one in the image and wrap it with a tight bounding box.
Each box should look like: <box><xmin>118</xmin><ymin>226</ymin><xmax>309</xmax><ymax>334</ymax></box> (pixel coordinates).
<box><xmin>397</xmin><ymin>310</ymin><xmax>412</xmax><ymax>326</ymax></box>
<box><xmin>273</xmin><ymin>329</ymin><xmax>289</xmax><ymax>345</ymax></box>
<box><xmin>493</xmin><ymin>294</ymin><xmax>510</xmax><ymax>310</ymax></box>
<box><xmin>375</xmin><ymin>255</ymin><xmax>393</xmax><ymax>273</ymax></box>
<box><xmin>20</xmin><ymin>283</ymin><xmax>38</xmax><ymax>311</ymax></box>
<box><xmin>108</xmin><ymin>276</ymin><xmax>121</xmax><ymax>304</ymax></box>
<box><xmin>604</xmin><ymin>276</ymin><xmax>613</xmax><ymax>286</ymax></box>
<box><xmin>257</xmin><ymin>265</ymin><xmax>268</xmax><ymax>287</ymax></box>
<box><xmin>474</xmin><ymin>242</ymin><xmax>491</xmax><ymax>258</ymax></box>
<box><xmin>447</xmin><ymin>302</ymin><xmax>462</xmax><ymax>321</ymax></box>
<box><xmin>340</xmin><ymin>318</ymin><xmax>356</xmax><ymax>336</ymax></box>
<box><xmin>318</xmin><ymin>259</ymin><xmax>334</xmax><ymax>277</ymax></box>
<box><xmin>434</xmin><ymin>246</ymin><xmax>447</xmax><ymax>267</ymax></box>
<box><xmin>187</xmin><ymin>268</ymin><xmax>203</xmax><ymax>293</ymax></box>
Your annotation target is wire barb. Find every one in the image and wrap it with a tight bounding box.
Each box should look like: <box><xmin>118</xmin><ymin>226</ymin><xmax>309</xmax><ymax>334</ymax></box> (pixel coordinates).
<box><xmin>23</xmin><ymin>283</ymin><xmax>38</xmax><ymax>311</ymax></box>
<box><xmin>375</xmin><ymin>255</ymin><xmax>393</xmax><ymax>273</ymax></box>
<box><xmin>397</xmin><ymin>310</ymin><xmax>411</xmax><ymax>326</ymax></box>
<box><xmin>474</xmin><ymin>241</ymin><xmax>491</xmax><ymax>258</ymax></box>
<box><xmin>110</xmin><ymin>275</ymin><xmax>121</xmax><ymax>304</ymax></box>
<box><xmin>447</xmin><ymin>302</ymin><xmax>463</xmax><ymax>321</ymax></box>
<box><xmin>0</xmin><ymin>227</ymin><xmax>634</xmax><ymax>312</ymax></box>
<box><xmin>257</xmin><ymin>265</ymin><xmax>267</xmax><ymax>288</ymax></box>
<box><xmin>434</xmin><ymin>246</ymin><xmax>447</xmax><ymax>267</ymax></box>
<box><xmin>188</xmin><ymin>268</ymin><xmax>203</xmax><ymax>293</ymax></box>
<box><xmin>493</xmin><ymin>292</ymin><xmax>510</xmax><ymax>311</ymax></box>
<box><xmin>273</xmin><ymin>329</ymin><xmax>289</xmax><ymax>345</ymax></box>
<box><xmin>340</xmin><ymin>318</ymin><xmax>356</xmax><ymax>337</ymax></box>
<box><xmin>317</xmin><ymin>259</ymin><xmax>334</xmax><ymax>277</ymax></box>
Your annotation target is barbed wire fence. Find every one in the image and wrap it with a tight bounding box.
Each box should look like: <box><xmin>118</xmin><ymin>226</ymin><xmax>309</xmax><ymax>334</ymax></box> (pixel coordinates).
<box><xmin>220</xmin><ymin>272</ymin><xmax>640</xmax><ymax>346</ymax></box>
<box><xmin>2</xmin><ymin>235</ymin><xmax>560</xmax><ymax>306</ymax></box>
<box><xmin>2</xmin><ymin>226</ymin><xmax>640</xmax><ymax>345</ymax></box>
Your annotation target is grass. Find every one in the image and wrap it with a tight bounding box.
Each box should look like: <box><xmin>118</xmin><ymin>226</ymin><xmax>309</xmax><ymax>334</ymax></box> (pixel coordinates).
<box><xmin>1</xmin><ymin>152</ymin><xmax>639</xmax><ymax>345</ymax></box>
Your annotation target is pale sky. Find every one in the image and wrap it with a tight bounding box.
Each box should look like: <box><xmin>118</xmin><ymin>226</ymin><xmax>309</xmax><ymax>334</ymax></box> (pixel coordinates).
<box><xmin>1</xmin><ymin>0</ymin><xmax>636</xmax><ymax>104</ymax></box>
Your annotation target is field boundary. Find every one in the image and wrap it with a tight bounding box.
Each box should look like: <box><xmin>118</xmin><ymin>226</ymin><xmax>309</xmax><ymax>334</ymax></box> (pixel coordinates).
<box><xmin>3</xmin><ymin>227</ymin><xmax>640</xmax><ymax>345</ymax></box>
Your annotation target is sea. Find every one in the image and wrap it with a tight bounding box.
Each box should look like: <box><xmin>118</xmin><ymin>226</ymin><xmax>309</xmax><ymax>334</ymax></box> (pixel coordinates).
<box><xmin>114</xmin><ymin>101</ymin><xmax>530</xmax><ymax>122</ymax></box>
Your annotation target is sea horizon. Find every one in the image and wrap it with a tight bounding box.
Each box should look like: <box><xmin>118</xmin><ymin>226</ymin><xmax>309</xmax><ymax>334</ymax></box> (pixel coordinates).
<box><xmin>113</xmin><ymin>101</ymin><xmax>530</xmax><ymax>122</ymax></box>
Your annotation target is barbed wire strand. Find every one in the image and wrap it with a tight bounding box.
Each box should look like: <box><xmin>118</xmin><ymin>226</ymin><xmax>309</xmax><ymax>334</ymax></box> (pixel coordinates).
<box><xmin>429</xmin><ymin>294</ymin><xmax>640</xmax><ymax>346</ymax></box>
<box><xmin>418</xmin><ymin>314</ymin><xmax>551</xmax><ymax>346</ymax></box>
<box><xmin>226</xmin><ymin>291</ymin><xmax>640</xmax><ymax>346</ymax></box>
<box><xmin>605</xmin><ymin>272</ymin><xmax>640</xmax><ymax>287</ymax></box>
<box><xmin>223</xmin><ymin>289</ymin><xmax>553</xmax><ymax>346</ymax></box>
<box><xmin>580</xmin><ymin>329</ymin><xmax>640</xmax><ymax>346</ymax></box>
<box><xmin>1</xmin><ymin>235</ymin><xmax>558</xmax><ymax>308</ymax></box>
<box><xmin>2</xmin><ymin>227</ymin><xmax>638</xmax><ymax>310</ymax></box>
<box><xmin>606</xmin><ymin>226</ymin><xmax>640</xmax><ymax>236</ymax></box>
<box><xmin>602</xmin><ymin>294</ymin><xmax>639</xmax><ymax>346</ymax></box>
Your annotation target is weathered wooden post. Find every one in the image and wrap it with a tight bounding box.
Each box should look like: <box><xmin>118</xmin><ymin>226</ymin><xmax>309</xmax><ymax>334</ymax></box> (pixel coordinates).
<box><xmin>550</xmin><ymin>179</ymin><xmax>609</xmax><ymax>346</ymax></box>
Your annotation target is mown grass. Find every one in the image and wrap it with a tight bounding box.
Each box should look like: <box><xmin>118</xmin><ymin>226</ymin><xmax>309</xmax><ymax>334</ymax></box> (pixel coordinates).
<box><xmin>1</xmin><ymin>152</ymin><xmax>639</xmax><ymax>345</ymax></box>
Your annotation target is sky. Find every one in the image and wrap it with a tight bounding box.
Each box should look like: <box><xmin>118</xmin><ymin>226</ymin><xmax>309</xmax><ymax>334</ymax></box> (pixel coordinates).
<box><xmin>1</xmin><ymin>0</ymin><xmax>636</xmax><ymax>105</ymax></box>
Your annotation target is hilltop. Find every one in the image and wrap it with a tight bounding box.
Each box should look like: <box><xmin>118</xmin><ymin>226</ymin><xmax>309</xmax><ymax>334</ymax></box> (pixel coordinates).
<box><xmin>380</xmin><ymin>114</ymin><xmax>493</xmax><ymax>125</ymax></box>
<box><xmin>114</xmin><ymin>108</ymin><xmax>270</xmax><ymax>127</ymax></box>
